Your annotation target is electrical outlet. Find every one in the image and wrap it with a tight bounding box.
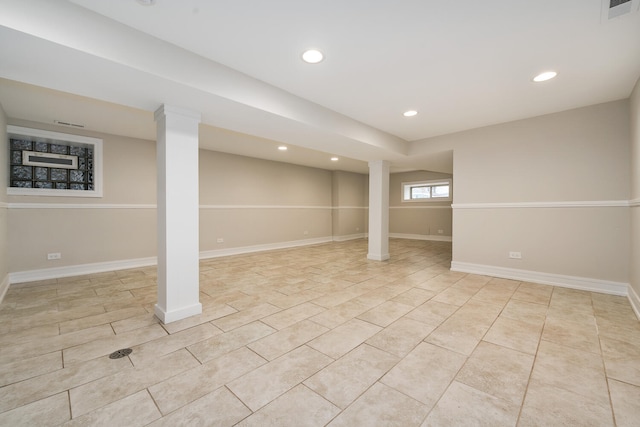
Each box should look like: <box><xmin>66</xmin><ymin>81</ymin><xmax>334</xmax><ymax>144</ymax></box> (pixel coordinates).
<box><xmin>303</xmin><ymin>230</ymin><xmax>309</xmax><ymax>235</ymax></box>
<box><xmin>509</xmin><ymin>251</ymin><xmax>522</xmax><ymax>259</ymax></box>
<box><xmin>356</xmin><ymin>227</ymin><xmax>359</xmax><ymax>231</ymax></box>
<box><xmin>47</xmin><ymin>252</ymin><xmax>61</xmax><ymax>260</ymax></box>
<box><xmin>216</xmin><ymin>238</ymin><xmax>224</xmax><ymax>243</ymax></box>
<box><xmin>438</xmin><ymin>229</ymin><xmax>444</xmax><ymax>234</ymax></box>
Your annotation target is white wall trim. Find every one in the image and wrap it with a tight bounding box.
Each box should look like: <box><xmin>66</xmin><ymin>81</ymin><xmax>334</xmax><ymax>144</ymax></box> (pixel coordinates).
<box><xmin>630</xmin><ymin>198</ymin><xmax>640</xmax><ymax>207</ymax></box>
<box><xmin>9</xmin><ymin>257</ymin><xmax>158</xmax><ymax>284</ymax></box>
<box><xmin>200</xmin><ymin>205</ymin><xmax>332</xmax><ymax>210</ymax></box>
<box><xmin>451</xmin><ymin>261</ymin><xmax>628</xmax><ymax>296</ymax></box>
<box><xmin>0</xmin><ymin>202</ymin><xmax>8</xmax><ymax>209</ymax></box>
<box><xmin>333</xmin><ymin>233</ymin><xmax>366</xmax><ymax>242</ymax></box>
<box><xmin>331</xmin><ymin>206</ymin><xmax>367</xmax><ymax>209</ymax></box>
<box><xmin>200</xmin><ymin>236</ymin><xmax>333</xmax><ymax>259</ymax></box>
<box><xmin>390</xmin><ymin>233</ymin><xmax>452</xmax><ymax>242</ymax></box>
<box><xmin>8</xmin><ymin>203</ymin><xmax>156</xmax><ymax>209</ymax></box>
<box><xmin>452</xmin><ymin>200</ymin><xmax>629</xmax><ymax>209</ymax></box>
<box><xmin>628</xmin><ymin>285</ymin><xmax>640</xmax><ymax>320</ymax></box>
<box><xmin>0</xmin><ymin>274</ymin><xmax>9</xmax><ymax>305</ymax></box>
<box><xmin>390</xmin><ymin>205</ymin><xmax>452</xmax><ymax>209</ymax></box>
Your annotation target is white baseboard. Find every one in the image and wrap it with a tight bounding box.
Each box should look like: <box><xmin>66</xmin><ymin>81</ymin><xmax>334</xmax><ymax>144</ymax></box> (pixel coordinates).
<box><xmin>0</xmin><ymin>274</ymin><xmax>9</xmax><ymax>305</ymax></box>
<box><xmin>199</xmin><ymin>236</ymin><xmax>333</xmax><ymax>260</ymax></box>
<box><xmin>9</xmin><ymin>237</ymin><xmax>336</xmax><ymax>284</ymax></box>
<box><xmin>628</xmin><ymin>285</ymin><xmax>640</xmax><ymax>320</ymax></box>
<box><xmin>333</xmin><ymin>233</ymin><xmax>365</xmax><ymax>242</ymax></box>
<box><xmin>390</xmin><ymin>233</ymin><xmax>452</xmax><ymax>242</ymax></box>
<box><xmin>9</xmin><ymin>257</ymin><xmax>158</xmax><ymax>284</ymax></box>
<box><xmin>450</xmin><ymin>261</ymin><xmax>629</xmax><ymax>296</ymax></box>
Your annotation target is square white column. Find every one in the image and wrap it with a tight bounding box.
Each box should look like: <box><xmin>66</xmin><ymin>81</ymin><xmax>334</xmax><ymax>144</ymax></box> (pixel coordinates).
<box><xmin>154</xmin><ymin>105</ymin><xmax>202</xmax><ymax>323</ymax></box>
<box><xmin>368</xmin><ymin>160</ymin><xmax>390</xmax><ymax>261</ymax></box>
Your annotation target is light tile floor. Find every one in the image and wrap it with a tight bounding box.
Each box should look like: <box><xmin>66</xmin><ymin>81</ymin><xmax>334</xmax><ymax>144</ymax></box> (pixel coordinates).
<box><xmin>1</xmin><ymin>239</ymin><xmax>639</xmax><ymax>426</ymax></box>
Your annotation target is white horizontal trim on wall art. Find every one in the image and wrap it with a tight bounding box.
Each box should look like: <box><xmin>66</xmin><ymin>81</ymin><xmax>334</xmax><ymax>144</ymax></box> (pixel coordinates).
<box><xmin>390</xmin><ymin>233</ymin><xmax>452</xmax><ymax>242</ymax></box>
<box><xmin>451</xmin><ymin>261</ymin><xmax>629</xmax><ymax>296</ymax></box>
<box><xmin>452</xmin><ymin>200</ymin><xmax>630</xmax><ymax>209</ymax></box>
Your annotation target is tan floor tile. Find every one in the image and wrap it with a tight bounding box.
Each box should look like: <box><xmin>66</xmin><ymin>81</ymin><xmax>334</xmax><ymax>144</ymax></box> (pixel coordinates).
<box><xmin>531</xmin><ymin>340</ymin><xmax>610</xmax><ymax>402</ymax></box>
<box><xmin>248</xmin><ymin>319</ymin><xmax>328</xmax><ymax>360</ymax></box>
<box><xmin>110</xmin><ymin>312</ymin><xmax>162</xmax><ymax>334</ymax></box>
<box><xmin>519</xmin><ymin>379</ymin><xmax>614</xmax><ymax>426</ymax></box>
<box><xmin>0</xmin><ymin>324</ymin><xmax>60</xmax><ymax>348</ymax></box>
<box><xmin>422</xmin><ymin>381</ymin><xmax>519</xmax><ymax>427</ymax></box>
<box><xmin>128</xmin><ymin>323</ymin><xmax>221</xmax><ymax>366</ymax></box>
<box><xmin>500</xmin><ymin>299</ymin><xmax>547</xmax><ymax>324</ymax></box>
<box><xmin>609</xmin><ymin>379</ymin><xmax>640</xmax><ymax>427</ymax></box>
<box><xmin>261</xmin><ymin>302</ymin><xmax>326</xmax><ymax>330</ymax></box>
<box><xmin>211</xmin><ymin>303</ymin><xmax>281</xmax><ymax>331</ymax></box>
<box><xmin>0</xmin><ymin>355</ymin><xmax>131</xmax><ymax>413</ymax></box>
<box><xmin>328</xmin><ymin>382</ymin><xmax>429</xmax><ymax>427</ymax></box>
<box><xmin>483</xmin><ymin>315</ymin><xmax>542</xmax><ymax>355</ymax></box>
<box><xmin>601</xmin><ymin>335</ymin><xmax>640</xmax><ymax>386</ymax></box>
<box><xmin>431</xmin><ymin>286</ymin><xmax>477</xmax><ymax>306</ymax></box>
<box><xmin>148</xmin><ymin>346</ymin><xmax>266</xmax><ymax>415</ymax></box>
<box><xmin>227</xmin><ymin>345</ymin><xmax>332</xmax><ymax>411</ymax></box>
<box><xmin>187</xmin><ymin>321</ymin><xmax>275</xmax><ymax>363</ymax></box>
<box><xmin>0</xmin><ymin>324</ymin><xmax>114</xmax><ymax>364</ymax></box>
<box><xmin>266</xmin><ymin>289</ymin><xmax>325</xmax><ymax>309</ymax></box>
<box><xmin>541</xmin><ymin>316</ymin><xmax>600</xmax><ymax>354</ymax></box>
<box><xmin>357</xmin><ymin>300</ymin><xmax>414</xmax><ymax>327</ymax></box>
<box><xmin>147</xmin><ymin>386</ymin><xmax>250</xmax><ymax>427</ymax></box>
<box><xmin>511</xmin><ymin>282</ymin><xmax>552</xmax><ymax>305</ymax></box>
<box><xmin>471</xmin><ymin>281</ymin><xmax>518</xmax><ymax>307</ymax></box>
<box><xmin>237</xmin><ymin>384</ymin><xmax>340</xmax><ymax>427</ymax></box>
<box><xmin>305</xmin><ymin>344</ymin><xmax>398</xmax><ymax>408</ymax></box>
<box><xmin>381</xmin><ymin>342</ymin><xmax>466</xmax><ymax>407</ymax></box>
<box><xmin>309</xmin><ymin>300</ymin><xmax>372</xmax><ymax>329</ymax></box>
<box><xmin>308</xmin><ymin>318</ymin><xmax>382</xmax><ymax>359</ymax></box>
<box><xmin>64</xmin><ymin>390</ymin><xmax>160</xmax><ymax>426</ymax></box>
<box><xmin>63</xmin><ymin>324</ymin><xmax>167</xmax><ymax>365</ymax></box>
<box><xmin>0</xmin><ymin>351</ymin><xmax>62</xmax><ymax>387</ymax></box>
<box><xmin>391</xmin><ymin>288</ymin><xmax>436</xmax><ymax>307</ymax></box>
<box><xmin>456</xmin><ymin>341</ymin><xmax>534</xmax><ymax>405</ymax></box>
<box><xmin>59</xmin><ymin>306</ymin><xmax>147</xmax><ymax>334</ymax></box>
<box><xmin>366</xmin><ymin>317</ymin><xmax>438</xmax><ymax>357</ymax></box>
<box><xmin>405</xmin><ymin>300</ymin><xmax>458</xmax><ymax>325</ymax></box>
<box><xmin>70</xmin><ymin>349</ymin><xmax>199</xmax><ymax>417</ymax></box>
<box><xmin>0</xmin><ymin>392</ymin><xmax>70</xmax><ymax>427</ymax></box>
<box><xmin>8</xmin><ymin>305</ymin><xmax>106</xmax><ymax>334</ymax></box>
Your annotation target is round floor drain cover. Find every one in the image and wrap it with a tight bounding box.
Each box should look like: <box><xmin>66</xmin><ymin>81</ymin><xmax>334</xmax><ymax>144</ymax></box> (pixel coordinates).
<box><xmin>109</xmin><ymin>348</ymin><xmax>133</xmax><ymax>359</ymax></box>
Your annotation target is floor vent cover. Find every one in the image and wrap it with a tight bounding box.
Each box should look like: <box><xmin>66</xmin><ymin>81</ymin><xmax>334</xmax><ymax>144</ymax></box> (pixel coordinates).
<box><xmin>109</xmin><ymin>348</ymin><xmax>133</xmax><ymax>359</ymax></box>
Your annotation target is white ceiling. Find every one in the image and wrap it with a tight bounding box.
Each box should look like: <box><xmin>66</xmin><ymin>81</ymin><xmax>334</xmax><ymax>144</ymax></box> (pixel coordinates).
<box><xmin>1</xmin><ymin>0</ymin><xmax>639</xmax><ymax>175</ymax></box>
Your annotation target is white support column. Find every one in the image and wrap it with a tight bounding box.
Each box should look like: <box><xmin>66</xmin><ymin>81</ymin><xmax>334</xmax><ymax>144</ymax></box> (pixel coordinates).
<box><xmin>154</xmin><ymin>105</ymin><xmax>202</xmax><ymax>324</ymax></box>
<box><xmin>368</xmin><ymin>160</ymin><xmax>390</xmax><ymax>261</ymax></box>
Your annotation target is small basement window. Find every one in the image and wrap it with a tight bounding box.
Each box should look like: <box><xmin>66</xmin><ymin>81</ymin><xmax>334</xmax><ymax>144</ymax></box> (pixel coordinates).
<box><xmin>7</xmin><ymin>125</ymin><xmax>103</xmax><ymax>197</ymax></box>
<box><xmin>402</xmin><ymin>179</ymin><xmax>452</xmax><ymax>202</ymax></box>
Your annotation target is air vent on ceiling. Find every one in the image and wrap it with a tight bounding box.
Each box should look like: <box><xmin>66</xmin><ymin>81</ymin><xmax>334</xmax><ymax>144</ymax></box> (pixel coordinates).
<box><xmin>602</xmin><ymin>0</ymin><xmax>640</xmax><ymax>21</ymax></box>
<box><xmin>54</xmin><ymin>120</ymin><xmax>85</xmax><ymax>128</ymax></box>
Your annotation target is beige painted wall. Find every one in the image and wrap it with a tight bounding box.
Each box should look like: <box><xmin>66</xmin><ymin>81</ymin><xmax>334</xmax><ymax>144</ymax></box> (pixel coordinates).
<box><xmin>446</xmin><ymin>100</ymin><xmax>630</xmax><ymax>283</ymax></box>
<box><xmin>331</xmin><ymin>171</ymin><xmax>367</xmax><ymax>238</ymax></box>
<box><xmin>7</xmin><ymin>119</ymin><xmax>157</xmax><ymax>273</ymax></box>
<box><xmin>0</xmin><ymin>105</ymin><xmax>9</xmax><ymax>291</ymax></box>
<box><xmin>630</xmin><ymin>77</ymin><xmax>640</xmax><ymax>302</ymax></box>
<box><xmin>389</xmin><ymin>171</ymin><xmax>453</xmax><ymax>238</ymax></box>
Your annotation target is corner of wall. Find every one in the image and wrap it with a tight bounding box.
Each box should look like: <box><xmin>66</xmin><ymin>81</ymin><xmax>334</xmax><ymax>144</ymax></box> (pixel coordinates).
<box><xmin>0</xmin><ymin>103</ymin><xmax>9</xmax><ymax>304</ymax></box>
<box><xmin>629</xmin><ymin>74</ymin><xmax>640</xmax><ymax>317</ymax></box>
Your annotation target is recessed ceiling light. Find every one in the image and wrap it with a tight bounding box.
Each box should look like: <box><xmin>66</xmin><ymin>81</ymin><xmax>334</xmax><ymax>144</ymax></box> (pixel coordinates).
<box><xmin>532</xmin><ymin>71</ymin><xmax>557</xmax><ymax>82</ymax></box>
<box><xmin>278</xmin><ymin>146</ymin><xmax>288</xmax><ymax>151</ymax></box>
<box><xmin>403</xmin><ymin>110</ymin><xmax>418</xmax><ymax>117</ymax></box>
<box><xmin>302</xmin><ymin>49</ymin><xmax>324</xmax><ymax>64</ymax></box>
<box><xmin>331</xmin><ymin>157</ymin><xmax>339</xmax><ymax>161</ymax></box>
<box><xmin>136</xmin><ymin>0</ymin><xmax>156</xmax><ymax>5</ymax></box>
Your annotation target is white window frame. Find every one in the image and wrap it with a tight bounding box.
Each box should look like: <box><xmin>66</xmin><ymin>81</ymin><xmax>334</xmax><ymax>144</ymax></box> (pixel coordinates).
<box><xmin>7</xmin><ymin>125</ymin><xmax>103</xmax><ymax>198</ymax></box>
<box><xmin>401</xmin><ymin>179</ymin><xmax>452</xmax><ymax>203</ymax></box>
